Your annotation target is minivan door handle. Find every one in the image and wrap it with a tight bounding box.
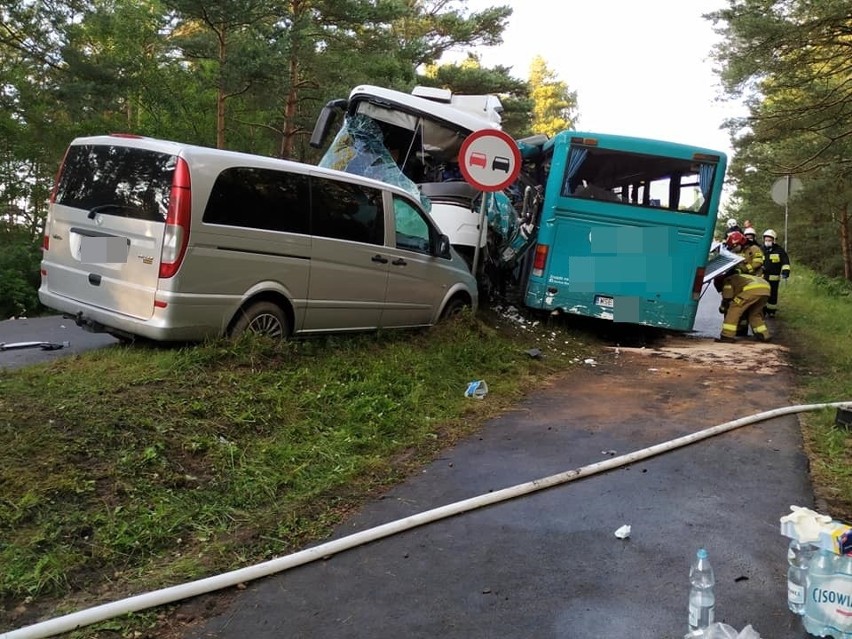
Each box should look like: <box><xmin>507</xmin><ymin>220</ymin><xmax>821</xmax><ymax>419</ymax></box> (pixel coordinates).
<box><xmin>371</xmin><ymin>254</ymin><xmax>388</xmax><ymax>264</ymax></box>
<box><xmin>391</xmin><ymin>258</ymin><xmax>407</xmax><ymax>266</ymax></box>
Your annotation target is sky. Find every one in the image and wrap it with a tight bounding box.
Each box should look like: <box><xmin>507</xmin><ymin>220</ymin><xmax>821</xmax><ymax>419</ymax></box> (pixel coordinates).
<box><xmin>444</xmin><ymin>0</ymin><xmax>745</xmax><ymax>162</ymax></box>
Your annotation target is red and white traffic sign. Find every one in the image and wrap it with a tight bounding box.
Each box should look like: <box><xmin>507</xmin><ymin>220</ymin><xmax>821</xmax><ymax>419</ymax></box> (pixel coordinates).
<box><xmin>459</xmin><ymin>129</ymin><xmax>521</xmax><ymax>192</ymax></box>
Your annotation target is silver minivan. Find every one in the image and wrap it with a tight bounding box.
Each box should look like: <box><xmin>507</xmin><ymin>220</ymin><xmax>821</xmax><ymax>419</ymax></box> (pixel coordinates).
<box><xmin>38</xmin><ymin>134</ymin><xmax>478</xmax><ymax>342</ymax></box>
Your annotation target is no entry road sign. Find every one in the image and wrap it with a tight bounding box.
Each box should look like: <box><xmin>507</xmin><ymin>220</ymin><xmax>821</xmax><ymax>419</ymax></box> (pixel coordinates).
<box><xmin>459</xmin><ymin>129</ymin><xmax>521</xmax><ymax>192</ymax></box>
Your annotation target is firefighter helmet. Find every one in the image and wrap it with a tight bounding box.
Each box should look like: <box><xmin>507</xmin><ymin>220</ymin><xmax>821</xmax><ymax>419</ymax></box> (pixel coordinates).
<box><xmin>726</xmin><ymin>231</ymin><xmax>747</xmax><ymax>249</ymax></box>
<box><xmin>743</xmin><ymin>227</ymin><xmax>757</xmax><ymax>238</ymax></box>
<box><xmin>763</xmin><ymin>229</ymin><xmax>777</xmax><ymax>240</ymax></box>
<box><xmin>726</xmin><ymin>218</ymin><xmax>738</xmax><ymax>229</ymax></box>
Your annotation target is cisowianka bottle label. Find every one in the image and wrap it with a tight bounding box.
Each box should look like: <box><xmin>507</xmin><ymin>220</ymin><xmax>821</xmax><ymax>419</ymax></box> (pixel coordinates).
<box><xmin>807</xmin><ymin>573</ymin><xmax>852</xmax><ymax>633</ymax></box>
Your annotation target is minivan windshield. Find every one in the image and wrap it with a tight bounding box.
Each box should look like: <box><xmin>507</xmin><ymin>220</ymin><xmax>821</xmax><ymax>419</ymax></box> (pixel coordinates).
<box><xmin>54</xmin><ymin>145</ymin><xmax>177</xmax><ymax>222</ymax></box>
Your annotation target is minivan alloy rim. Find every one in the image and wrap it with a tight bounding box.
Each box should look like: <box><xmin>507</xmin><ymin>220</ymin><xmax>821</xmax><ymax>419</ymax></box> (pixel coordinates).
<box><xmin>247</xmin><ymin>314</ymin><xmax>284</xmax><ymax>338</ymax></box>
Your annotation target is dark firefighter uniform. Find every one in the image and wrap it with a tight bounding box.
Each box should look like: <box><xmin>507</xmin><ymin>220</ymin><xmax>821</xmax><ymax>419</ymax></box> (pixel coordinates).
<box><xmin>762</xmin><ymin>244</ymin><xmax>791</xmax><ymax>316</ymax></box>
<box><xmin>716</xmin><ymin>273</ymin><xmax>771</xmax><ymax>342</ymax></box>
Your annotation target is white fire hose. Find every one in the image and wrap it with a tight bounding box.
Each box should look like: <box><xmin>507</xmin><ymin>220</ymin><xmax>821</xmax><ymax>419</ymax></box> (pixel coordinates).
<box><xmin>3</xmin><ymin>401</ymin><xmax>850</xmax><ymax>639</ymax></box>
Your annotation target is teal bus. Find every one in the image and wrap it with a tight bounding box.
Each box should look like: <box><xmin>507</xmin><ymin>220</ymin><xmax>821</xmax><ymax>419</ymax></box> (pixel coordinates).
<box><xmin>521</xmin><ymin>131</ymin><xmax>727</xmax><ymax>332</ymax></box>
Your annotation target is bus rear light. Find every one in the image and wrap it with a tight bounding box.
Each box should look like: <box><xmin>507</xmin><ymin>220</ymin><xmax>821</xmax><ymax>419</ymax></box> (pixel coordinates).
<box><xmin>154</xmin><ymin>299</ymin><xmax>168</xmax><ymax>309</ymax></box>
<box><xmin>692</xmin><ymin>267</ymin><xmax>706</xmax><ymax>300</ymax></box>
<box><xmin>570</xmin><ymin>136</ymin><xmax>598</xmax><ymax>146</ymax></box>
<box><xmin>532</xmin><ymin>244</ymin><xmax>549</xmax><ymax>278</ymax></box>
<box><xmin>159</xmin><ymin>157</ymin><xmax>192</xmax><ymax>279</ymax></box>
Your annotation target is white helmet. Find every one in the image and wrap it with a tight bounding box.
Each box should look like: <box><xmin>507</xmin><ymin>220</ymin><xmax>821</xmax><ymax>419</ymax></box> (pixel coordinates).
<box><xmin>743</xmin><ymin>227</ymin><xmax>756</xmax><ymax>237</ymax></box>
<box><xmin>763</xmin><ymin>229</ymin><xmax>777</xmax><ymax>240</ymax></box>
<box><xmin>726</xmin><ymin>218</ymin><xmax>738</xmax><ymax>229</ymax></box>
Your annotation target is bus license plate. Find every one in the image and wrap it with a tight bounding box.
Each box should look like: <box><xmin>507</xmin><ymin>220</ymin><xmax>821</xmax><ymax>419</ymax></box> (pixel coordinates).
<box><xmin>594</xmin><ymin>295</ymin><xmax>614</xmax><ymax>308</ymax></box>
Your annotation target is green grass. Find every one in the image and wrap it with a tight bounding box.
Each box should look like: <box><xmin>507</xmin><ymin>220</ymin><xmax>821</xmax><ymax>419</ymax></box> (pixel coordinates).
<box><xmin>0</xmin><ymin>311</ymin><xmax>597</xmax><ymax>633</ymax></box>
<box><xmin>776</xmin><ymin>267</ymin><xmax>852</xmax><ymax>520</ymax></box>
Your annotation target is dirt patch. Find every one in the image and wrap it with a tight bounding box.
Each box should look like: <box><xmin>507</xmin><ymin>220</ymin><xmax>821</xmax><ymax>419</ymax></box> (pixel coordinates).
<box><xmin>612</xmin><ymin>333</ymin><xmax>791</xmax><ymax>375</ymax></box>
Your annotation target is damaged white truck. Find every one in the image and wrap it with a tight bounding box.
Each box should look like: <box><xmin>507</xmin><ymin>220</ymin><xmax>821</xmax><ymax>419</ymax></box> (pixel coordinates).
<box><xmin>309</xmin><ymin>85</ymin><xmax>542</xmax><ymax>284</ymax></box>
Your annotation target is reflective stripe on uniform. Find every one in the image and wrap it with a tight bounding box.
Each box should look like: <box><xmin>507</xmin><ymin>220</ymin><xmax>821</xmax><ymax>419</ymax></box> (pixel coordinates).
<box><xmin>722</xmin><ymin>323</ymin><xmax>738</xmax><ymax>332</ymax></box>
<box><xmin>768</xmin><ymin>275</ymin><xmax>781</xmax><ymax>281</ymax></box>
<box><xmin>754</xmin><ymin>324</ymin><xmax>769</xmax><ymax>335</ymax></box>
<box><xmin>743</xmin><ymin>281</ymin><xmax>770</xmax><ymax>293</ymax></box>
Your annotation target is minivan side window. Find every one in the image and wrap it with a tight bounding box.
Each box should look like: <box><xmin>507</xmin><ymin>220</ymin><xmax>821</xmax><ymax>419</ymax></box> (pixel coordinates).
<box><xmin>392</xmin><ymin>196</ymin><xmax>432</xmax><ymax>254</ymax></box>
<box><xmin>310</xmin><ymin>177</ymin><xmax>384</xmax><ymax>245</ymax></box>
<box><xmin>203</xmin><ymin>167</ymin><xmax>310</xmax><ymax>234</ymax></box>
<box><xmin>54</xmin><ymin>145</ymin><xmax>176</xmax><ymax>222</ymax></box>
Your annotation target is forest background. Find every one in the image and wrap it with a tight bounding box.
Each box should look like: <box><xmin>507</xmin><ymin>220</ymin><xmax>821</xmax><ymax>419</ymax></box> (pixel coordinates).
<box><xmin>1</xmin><ymin>0</ymin><xmax>850</xmax><ymax>319</ymax></box>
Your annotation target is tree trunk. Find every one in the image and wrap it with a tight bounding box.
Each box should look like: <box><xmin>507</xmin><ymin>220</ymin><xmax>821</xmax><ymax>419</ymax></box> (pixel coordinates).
<box><xmin>840</xmin><ymin>202</ymin><xmax>851</xmax><ymax>281</ymax></box>
<box><xmin>280</xmin><ymin>56</ymin><xmax>299</xmax><ymax>159</ymax></box>
<box><xmin>217</xmin><ymin>25</ymin><xmax>227</xmax><ymax>149</ymax></box>
<box><xmin>280</xmin><ymin>0</ymin><xmax>304</xmax><ymax>159</ymax></box>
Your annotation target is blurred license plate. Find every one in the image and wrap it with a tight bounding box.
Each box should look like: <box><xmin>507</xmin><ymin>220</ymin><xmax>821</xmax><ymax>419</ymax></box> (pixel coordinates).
<box><xmin>80</xmin><ymin>235</ymin><xmax>129</xmax><ymax>263</ymax></box>
<box><xmin>594</xmin><ymin>295</ymin><xmax>614</xmax><ymax>308</ymax></box>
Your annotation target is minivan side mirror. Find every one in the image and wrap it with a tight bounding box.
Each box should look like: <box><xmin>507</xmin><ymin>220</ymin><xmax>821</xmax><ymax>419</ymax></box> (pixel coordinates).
<box><xmin>437</xmin><ymin>234</ymin><xmax>452</xmax><ymax>259</ymax></box>
<box><xmin>309</xmin><ymin>99</ymin><xmax>348</xmax><ymax>149</ymax></box>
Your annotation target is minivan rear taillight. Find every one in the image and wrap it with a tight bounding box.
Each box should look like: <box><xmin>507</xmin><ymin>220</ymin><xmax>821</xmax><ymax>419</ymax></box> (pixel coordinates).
<box><xmin>159</xmin><ymin>157</ymin><xmax>191</xmax><ymax>279</ymax></box>
<box><xmin>532</xmin><ymin>244</ymin><xmax>549</xmax><ymax>278</ymax></box>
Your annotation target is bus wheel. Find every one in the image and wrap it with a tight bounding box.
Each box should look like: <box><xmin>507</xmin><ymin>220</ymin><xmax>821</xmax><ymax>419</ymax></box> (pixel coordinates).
<box><xmin>231</xmin><ymin>302</ymin><xmax>289</xmax><ymax>339</ymax></box>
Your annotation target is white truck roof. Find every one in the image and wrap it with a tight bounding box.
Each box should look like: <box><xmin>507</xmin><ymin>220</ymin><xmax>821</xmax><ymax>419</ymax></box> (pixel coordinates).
<box><xmin>348</xmin><ymin>85</ymin><xmax>502</xmax><ymax>133</ymax></box>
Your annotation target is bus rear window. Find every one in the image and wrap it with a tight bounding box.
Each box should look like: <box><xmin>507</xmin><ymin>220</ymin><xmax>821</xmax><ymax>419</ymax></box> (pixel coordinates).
<box><xmin>561</xmin><ymin>146</ymin><xmax>717</xmax><ymax>215</ymax></box>
<box><xmin>53</xmin><ymin>145</ymin><xmax>177</xmax><ymax>222</ymax></box>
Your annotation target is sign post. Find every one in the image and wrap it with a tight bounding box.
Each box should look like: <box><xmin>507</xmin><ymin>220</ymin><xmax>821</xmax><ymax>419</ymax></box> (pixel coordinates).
<box><xmin>770</xmin><ymin>175</ymin><xmax>803</xmax><ymax>251</ymax></box>
<box><xmin>457</xmin><ymin>129</ymin><xmax>521</xmax><ymax>276</ymax></box>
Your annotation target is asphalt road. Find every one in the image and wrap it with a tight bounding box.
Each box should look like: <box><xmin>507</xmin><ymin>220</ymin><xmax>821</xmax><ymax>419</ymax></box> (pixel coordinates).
<box><xmin>0</xmin><ymin>315</ymin><xmax>118</xmax><ymax>371</ymax></box>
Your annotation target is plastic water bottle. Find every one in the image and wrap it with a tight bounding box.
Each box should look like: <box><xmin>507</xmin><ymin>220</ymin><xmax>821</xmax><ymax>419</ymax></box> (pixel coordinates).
<box><xmin>688</xmin><ymin>548</ymin><xmax>716</xmax><ymax>633</ymax></box>
<box><xmin>802</xmin><ymin>549</ymin><xmax>848</xmax><ymax>638</ymax></box>
<box><xmin>787</xmin><ymin>539</ymin><xmax>815</xmax><ymax>615</ymax></box>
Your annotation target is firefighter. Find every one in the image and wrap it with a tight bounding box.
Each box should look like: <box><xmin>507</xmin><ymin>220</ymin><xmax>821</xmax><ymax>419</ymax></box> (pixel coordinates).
<box><xmin>714</xmin><ymin>271</ymin><xmax>771</xmax><ymax>343</ymax></box>
<box><xmin>729</xmin><ymin>229</ymin><xmax>764</xmax><ymax>277</ymax></box>
<box><xmin>761</xmin><ymin>229</ymin><xmax>791</xmax><ymax>317</ymax></box>
<box><xmin>726</xmin><ymin>230</ymin><xmax>765</xmax><ymax>336</ymax></box>
<box><xmin>725</xmin><ymin>218</ymin><xmax>741</xmax><ymax>238</ymax></box>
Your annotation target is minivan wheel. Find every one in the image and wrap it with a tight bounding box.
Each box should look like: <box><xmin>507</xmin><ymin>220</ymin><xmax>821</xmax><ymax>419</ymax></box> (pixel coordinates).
<box><xmin>440</xmin><ymin>297</ymin><xmax>469</xmax><ymax>320</ymax></box>
<box><xmin>231</xmin><ymin>302</ymin><xmax>289</xmax><ymax>339</ymax></box>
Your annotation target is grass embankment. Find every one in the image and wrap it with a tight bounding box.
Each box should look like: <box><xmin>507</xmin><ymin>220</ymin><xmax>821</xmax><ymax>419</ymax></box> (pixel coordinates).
<box><xmin>0</xmin><ymin>311</ymin><xmax>597</xmax><ymax>635</ymax></box>
<box><xmin>778</xmin><ymin>267</ymin><xmax>852</xmax><ymax>521</ymax></box>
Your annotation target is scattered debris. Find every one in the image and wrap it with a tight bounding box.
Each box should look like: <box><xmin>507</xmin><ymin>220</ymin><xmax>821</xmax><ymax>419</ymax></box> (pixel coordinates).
<box><xmin>601</xmin><ymin>450</ymin><xmax>617</xmax><ymax>456</ymax></box>
<box><xmin>0</xmin><ymin>341</ymin><xmax>69</xmax><ymax>352</ymax></box>
<box><xmin>464</xmin><ymin>380</ymin><xmax>489</xmax><ymax>399</ymax></box>
<box><xmin>583</xmin><ymin>358</ymin><xmax>597</xmax><ymax>366</ymax></box>
<box><xmin>525</xmin><ymin>348</ymin><xmax>542</xmax><ymax>359</ymax></box>
<box><xmin>614</xmin><ymin>524</ymin><xmax>631</xmax><ymax>539</ymax></box>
